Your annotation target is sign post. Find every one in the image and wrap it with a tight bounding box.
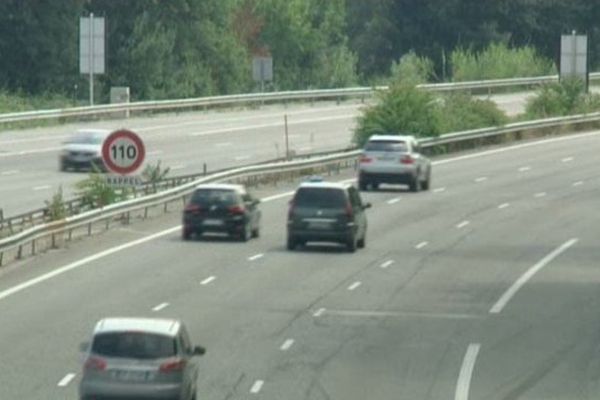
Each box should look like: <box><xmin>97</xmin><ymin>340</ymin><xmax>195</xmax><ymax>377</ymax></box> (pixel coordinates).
<box><xmin>101</xmin><ymin>129</ymin><xmax>145</xmax><ymax>187</ymax></box>
<box><xmin>80</xmin><ymin>14</ymin><xmax>105</xmax><ymax>105</ymax></box>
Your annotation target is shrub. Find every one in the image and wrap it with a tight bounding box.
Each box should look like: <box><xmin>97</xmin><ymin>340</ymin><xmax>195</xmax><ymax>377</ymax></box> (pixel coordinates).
<box><xmin>451</xmin><ymin>42</ymin><xmax>556</xmax><ymax>81</ymax></box>
<box><xmin>76</xmin><ymin>173</ymin><xmax>119</xmax><ymax>209</ymax></box>
<box><xmin>437</xmin><ymin>93</ymin><xmax>508</xmax><ymax>133</ymax></box>
<box><xmin>44</xmin><ymin>186</ymin><xmax>67</xmax><ymax>221</ymax></box>
<box><xmin>524</xmin><ymin>78</ymin><xmax>600</xmax><ymax>118</ymax></box>
<box><xmin>142</xmin><ymin>161</ymin><xmax>171</xmax><ymax>193</ymax></box>
<box><xmin>353</xmin><ymin>83</ymin><xmax>441</xmax><ymax>147</ymax></box>
<box><xmin>389</xmin><ymin>51</ymin><xmax>435</xmax><ymax>85</ymax></box>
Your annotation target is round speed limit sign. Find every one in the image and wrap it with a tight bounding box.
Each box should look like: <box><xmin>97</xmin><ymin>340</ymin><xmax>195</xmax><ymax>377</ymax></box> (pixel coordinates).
<box><xmin>101</xmin><ymin>129</ymin><xmax>146</xmax><ymax>175</ymax></box>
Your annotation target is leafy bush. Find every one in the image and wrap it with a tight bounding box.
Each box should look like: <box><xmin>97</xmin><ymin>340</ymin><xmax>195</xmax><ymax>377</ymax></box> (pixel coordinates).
<box><xmin>76</xmin><ymin>173</ymin><xmax>119</xmax><ymax>209</ymax></box>
<box><xmin>451</xmin><ymin>42</ymin><xmax>556</xmax><ymax>81</ymax></box>
<box><xmin>44</xmin><ymin>186</ymin><xmax>67</xmax><ymax>221</ymax></box>
<box><xmin>437</xmin><ymin>93</ymin><xmax>508</xmax><ymax>133</ymax></box>
<box><xmin>353</xmin><ymin>83</ymin><xmax>441</xmax><ymax>147</ymax></box>
<box><xmin>389</xmin><ymin>51</ymin><xmax>435</xmax><ymax>85</ymax></box>
<box><xmin>142</xmin><ymin>161</ymin><xmax>171</xmax><ymax>193</ymax></box>
<box><xmin>0</xmin><ymin>91</ymin><xmax>75</xmax><ymax>114</ymax></box>
<box><xmin>524</xmin><ymin>78</ymin><xmax>600</xmax><ymax>118</ymax></box>
<box><xmin>354</xmin><ymin>83</ymin><xmax>508</xmax><ymax>147</ymax></box>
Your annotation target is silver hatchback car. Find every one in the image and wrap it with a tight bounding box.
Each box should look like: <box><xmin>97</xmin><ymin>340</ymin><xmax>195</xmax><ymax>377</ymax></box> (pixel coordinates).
<box><xmin>358</xmin><ymin>135</ymin><xmax>432</xmax><ymax>192</ymax></box>
<box><xmin>79</xmin><ymin>318</ymin><xmax>205</xmax><ymax>400</ymax></box>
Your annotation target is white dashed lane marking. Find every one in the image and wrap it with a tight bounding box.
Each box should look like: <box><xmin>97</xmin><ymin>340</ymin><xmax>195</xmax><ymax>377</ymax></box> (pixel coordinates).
<box><xmin>415</xmin><ymin>241</ymin><xmax>429</xmax><ymax>249</ymax></box>
<box><xmin>534</xmin><ymin>192</ymin><xmax>547</xmax><ymax>198</ymax></box>
<box><xmin>1</xmin><ymin>170</ymin><xmax>19</xmax><ymax>176</ymax></box>
<box><xmin>313</xmin><ymin>308</ymin><xmax>326</xmax><ymax>317</ymax></box>
<box><xmin>387</xmin><ymin>197</ymin><xmax>401</xmax><ymax>204</ymax></box>
<box><xmin>562</xmin><ymin>157</ymin><xmax>574</xmax><ymax>163</ymax></box>
<box><xmin>152</xmin><ymin>302</ymin><xmax>169</xmax><ymax>312</ymax></box>
<box><xmin>518</xmin><ymin>166</ymin><xmax>531</xmax><ymax>172</ymax></box>
<box><xmin>200</xmin><ymin>276</ymin><xmax>216</xmax><ymax>285</ymax></box>
<box><xmin>573</xmin><ymin>181</ymin><xmax>584</xmax><ymax>187</ymax></box>
<box><xmin>250</xmin><ymin>380</ymin><xmax>264</xmax><ymax>394</ymax></box>
<box><xmin>33</xmin><ymin>185</ymin><xmax>51</xmax><ymax>191</ymax></box>
<box><xmin>456</xmin><ymin>220</ymin><xmax>470</xmax><ymax>229</ymax></box>
<box><xmin>474</xmin><ymin>177</ymin><xmax>488</xmax><ymax>183</ymax></box>
<box><xmin>248</xmin><ymin>253</ymin><xmax>264</xmax><ymax>261</ymax></box>
<box><xmin>280</xmin><ymin>339</ymin><xmax>295</xmax><ymax>351</ymax></box>
<box><xmin>348</xmin><ymin>281</ymin><xmax>362</xmax><ymax>291</ymax></box>
<box><xmin>433</xmin><ymin>187</ymin><xmax>446</xmax><ymax>193</ymax></box>
<box><xmin>57</xmin><ymin>373</ymin><xmax>76</xmax><ymax>387</ymax></box>
<box><xmin>498</xmin><ymin>203</ymin><xmax>510</xmax><ymax>209</ymax></box>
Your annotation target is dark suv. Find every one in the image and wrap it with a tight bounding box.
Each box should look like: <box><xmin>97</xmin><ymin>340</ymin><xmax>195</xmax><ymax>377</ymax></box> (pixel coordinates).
<box><xmin>182</xmin><ymin>184</ymin><xmax>261</xmax><ymax>241</ymax></box>
<box><xmin>287</xmin><ymin>181</ymin><xmax>371</xmax><ymax>252</ymax></box>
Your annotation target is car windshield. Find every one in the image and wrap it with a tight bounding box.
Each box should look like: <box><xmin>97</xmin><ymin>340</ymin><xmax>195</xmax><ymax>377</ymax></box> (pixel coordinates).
<box><xmin>365</xmin><ymin>141</ymin><xmax>408</xmax><ymax>152</ymax></box>
<box><xmin>91</xmin><ymin>332</ymin><xmax>176</xmax><ymax>359</ymax></box>
<box><xmin>67</xmin><ymin>133</ymin><xmax>104</xmax><ymax>145</ymax></box>
<box><xmin>191</xmin><ymin>189</ymin><xmax>239</xmax><ymax>206</ymax></box>
<box><xmin>294</xmin><ymin>188</ymin><xmax>347</xmax><ymax>208</ymax></box>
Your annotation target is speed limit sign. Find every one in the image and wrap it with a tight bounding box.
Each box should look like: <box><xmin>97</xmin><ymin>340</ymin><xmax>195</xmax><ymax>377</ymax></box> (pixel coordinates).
<box><xmin>101</xmin><ymin>129</ymin><xmax>146</xmax><ymax>175</ymax></box>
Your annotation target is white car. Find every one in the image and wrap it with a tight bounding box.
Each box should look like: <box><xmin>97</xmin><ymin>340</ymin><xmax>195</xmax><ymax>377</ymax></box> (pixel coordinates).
<box><xmin>59</xmin><ymin>129</ymin><xmax>110</xmax><ymax>172</ymax></box>
<box><xmin>358</xmin><ymin>135</ymin><xmax>431</xmax><ymax>192</ymax></box>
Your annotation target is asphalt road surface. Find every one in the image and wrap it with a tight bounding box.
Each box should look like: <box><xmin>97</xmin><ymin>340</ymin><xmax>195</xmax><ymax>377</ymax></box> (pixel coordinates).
<box><xmin>0</xmin><ymin>128</ymin><xmax>597</xmax><ymax>399</ymax></box>
<box><xmin>0</xmin><ymin>91</ymin><xmax>533</xmax><ymax>215</ymax></box>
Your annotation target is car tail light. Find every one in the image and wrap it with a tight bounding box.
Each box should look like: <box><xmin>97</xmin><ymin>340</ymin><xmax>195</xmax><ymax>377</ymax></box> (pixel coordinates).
<box><xmin>400</xmin><ymin>155</ymin><xmax>414</xmax><ymax>164</ymax></box>
<box><xmin>159</xmin><ymin>358</ymin><xmax>187</xmax><ymax>373</ymax></box>
<box><xmin>184</xmin><ymin>204</ymin><xmax>202</xmax><ymax>214</ymax></box>
<box><xmin>84</xmin><ymin>356</ymin><xmax>107</xmax><ymax>371</ymax></box>
<box><xmin>228</xmin><ymin>205</ymin><xmax>245</xmax><ymax>215</ymax></box>
<box><xmin>345</xmin><ymin>203</ymin><xmax>354</xmax><ymax>219</ymax></box>
<box><xmin>359</xmin><ymin>155</ymin><xmax>372</xmax><ymax>163</ymax></box>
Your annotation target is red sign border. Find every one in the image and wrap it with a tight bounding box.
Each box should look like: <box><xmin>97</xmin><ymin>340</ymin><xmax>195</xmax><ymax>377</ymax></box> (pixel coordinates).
<box><xmin>101</xmin><ymin>129</ymin><xmax>146</xmax><ymax>175</ymax></box>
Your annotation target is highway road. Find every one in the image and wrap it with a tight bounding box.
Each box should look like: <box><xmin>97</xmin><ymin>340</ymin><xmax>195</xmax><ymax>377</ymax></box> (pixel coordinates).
<box><xmin>0</xmin><ymin>128</ymin><xmax>598</xmax><ymax>399</ymax></box>
<box><xmin>0</xmin><ymin>91</ymin><xmax>531</xmax><ymax>216</ymax></box>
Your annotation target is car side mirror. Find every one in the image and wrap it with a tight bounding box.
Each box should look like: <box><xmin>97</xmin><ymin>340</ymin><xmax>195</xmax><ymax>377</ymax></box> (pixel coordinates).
<box><xmin>79</xmin><ymin>341</ymin><xmax>90</xmax><ymax>353</ymax></box>
<box><xmin>192</xmin><ymin>346</ymin><xmax>206</xmax><ymax>356</ymax></box>
<box><xmin>363</xmin><ymin>203</ymin><xmax>372</xmax><ymax>209</ymax></box>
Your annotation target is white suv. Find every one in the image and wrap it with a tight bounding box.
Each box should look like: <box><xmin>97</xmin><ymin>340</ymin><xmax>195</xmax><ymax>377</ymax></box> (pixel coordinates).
<box><xmin>358</xmin><ymin>135</ymin><xmax>431</xmax><ymax>192</ymax></box>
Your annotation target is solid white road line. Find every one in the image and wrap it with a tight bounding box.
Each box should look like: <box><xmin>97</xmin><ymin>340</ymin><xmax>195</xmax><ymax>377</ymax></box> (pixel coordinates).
<box><xmin>455</xmin><ymin>344</ymin><xmax>481</xmax><ymax>400</ymax></box>
<box><xmin>33</xmin><ymin>185</ymin><xmax>51</xmax><ymax>191</ymax></box>
<box><xmin>0</xmin><ymin>226</ymin><xmax>181</xmax><ymax>302</ymax></box>
<box><xmin>152</xmin><ymin>302</ymin><xmax>169</xmax><ymax>312</ymax></box>
<box><xmin>200</xmin><ymin>276</ymin><xmax>216</xmax><ymax>286</ymax></box>
<box><xmin>456</xmin><ymin>220</ymin><xmax>470</xmax><ymax>229</ymax></box>
<box><xmin>498</xmin><ymin>203</ymin><xmax>510</xmax><ymax>209</ymax></box>
<box><xmin>57</xmin><ymin>373</ymin><xmax>77</xmax><ymax>387</ymax></box>
<box><xmin>250</xmin><ymin>380</ymin><xmax>264</xmax><ymax>394</ymax></box>
<box><xmin>433</xmin><ymin>187</ymin><xmax>446</xmax><ymax>193</ymax></box>
<box><xmin>415</xmin><ymin>241</ymin><xmax>429</xmax><ymax>249</ymax></box>
<box><xmin>562</xmin><ymin>156</ymin><xmax>574</xmax><ymax>162</ymax></box>
<box><xmin>573</xmin><ymin>181</ymin><xmax>584</xmax><ymax>187</ymax></box>
<box><xmin>348</xmin><ymin>281</ymin><xmax>362</xmax><ymax>291</ymax></box>
<box><xmin>534</xmin><ymin>192</ymin><xmax>547</xmax><ymax>198</ymax></box>
<box><xmin>490</xmin><ymin>238</ymin><xmax>578</xmax><ymax>314</ymax></box>
<box><xmin>280</xmin><ymin>339</ymin><xmax>295</xmax><ymax>351</ymax></box>
<box><xmin>234</xmin><ymin>155</ymin><xmax>252</xmax><ymax>161</ymax></box>
<box><xmin>518</xmin><ymin>166</ymin><xmax>531</xmax><ymax>172</ymax></box>
<box><xmin>248</xmin><ymin>253</ymin><xmax>264</xmax><ymax>261</ymax></box>
<box><xmin>380</xmin><ymin>260</ymin><xmax>394</xmax><ymax>269</ymax></box>
<box><xmin>387</xmin><ymin>197</ymin><xmax>401</xmax><ymax>204</ymax></box>
<box><xmin>147</xmin><ymin>150</ymin><xmax>163</xmax><ymax>156</ymax></box>
<box><xmin>474</xmin><ymin>177</ymin><xmax>488</xmax><ymax>183</ymax></box>
<box><xmin>313</xmin><ymin>308</ymin><xmax>326</xmax><ymax>317</ymax></box>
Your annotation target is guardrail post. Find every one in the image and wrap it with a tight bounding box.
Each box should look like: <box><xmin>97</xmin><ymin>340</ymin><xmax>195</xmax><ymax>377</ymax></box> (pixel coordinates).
<box><xmin>0</xmin><ymin>251</ymin><xmax>3</xmax><ymax>267</ymax></box>
<box><xmin>17</xmin><ymin>245</ymin><xmax>22</xmax><ymax>259</ymax></box>
<box><xmin>144</xmin><ymin>207</ymin><xmax>149</xmax><ymax>219</ymax></box>
<box><xmin>105</xmin><ymin>218</ymin><xmax>110</xmax><ymax>230</ymax></box>
<box><xmin>203</xmin><ymin>163</ymin><xmax>207</xmax><ymax>175</ymax></box>
<box><xmin>68</xmin><ymin>229</ymin><xmax>73</xmax><ymax>241</ymax></box>
<box><xmin>0</xmin><ymin>208</ymin><xmax>3</xmax><ymax>229</ymax></box>
<box><xmin>51</xmin><ymin>233</ymin><xmax>57</xmax><ymax>249</ymax></box>
<box><xmin>88</xmin><ymin>222</ymin><xmax>92</xmax><ymax>236</ymax></box>
<box><xmin>31</xmin><ymin>239</ymin><xmax>36</xmax><ymax>255</ymax></box>
<box><xmin>164</xmin><ymin>202</ymin><xmax>168</xmax><ymax>213</ymax></box>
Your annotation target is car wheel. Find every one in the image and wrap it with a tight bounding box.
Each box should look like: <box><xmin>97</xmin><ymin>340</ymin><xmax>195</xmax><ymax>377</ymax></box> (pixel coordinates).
<box><xmin>422</xmin><ymin>169</ymin><xmax>431</xmax><ymax>191</ymax></box>
<box><xmin>59</xmin><ymin>161</ymin><xmax>67</xmax><ymax>172</ymax></box>
<box><xmin>409</xmin><ymin>174</ymin><xmax>421</xmax><ymax>192</ymax></box>
<box><xmin>240</xmin><ymin>224</ymin><xmax>251</xmax><ymax>242</ymax></box>
<box><xmin>251</xmin><ymin>226</ymin><xmax>260</xmax><ymax>238</ymax></box>
<box><xmin>357</xmin><ymin>234</ymin><xmax>366</xmax><ymax>249</ymax></box>
<box><xmin>287</xmin><ymin>236</ymin><xmax>296</xmax><ymax>250</ymax></box>
<box><xmin>346</xmin><ymin>235</ymin><xmax>357</xmax><ymax>253</ymax></box>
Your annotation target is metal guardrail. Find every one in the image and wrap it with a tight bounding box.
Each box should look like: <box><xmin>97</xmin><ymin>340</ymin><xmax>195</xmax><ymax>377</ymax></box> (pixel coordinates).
<box><xmin>1</xmin><ymin>73</ymin><xmax>599</xmax><ymax>125</ymax></box>
<box><xmin>2</xmin><ymin>110</ymin><xmax>600</xmax><ymax>266</ymax></box>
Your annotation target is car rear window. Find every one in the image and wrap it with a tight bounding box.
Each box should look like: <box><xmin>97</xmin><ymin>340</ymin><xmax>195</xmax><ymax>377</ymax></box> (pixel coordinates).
<box><xmin>294</xmin><ymin>188</ymin><xmax>347</xmax><ymax>208</ymax></box>
<box><xmin>364</xmin><ymin>140</ymin><xmax>407</xmax><ymax>152</ymax></box>
<box><xmin>67</xmin><ymin>133</ymin><xmax>105</xmax><ymax>145</ymax></box>
<box><xmin>91</xmin><ymin>332</ymin><xmax>176</xmax><ymax>359</ymax></box>
<box><xmin>191</xmin><ymin>189</ymin><xmax>239</xmax><ymax>206</ymax></box>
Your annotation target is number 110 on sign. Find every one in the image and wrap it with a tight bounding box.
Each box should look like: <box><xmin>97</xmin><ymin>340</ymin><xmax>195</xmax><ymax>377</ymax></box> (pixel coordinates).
<box><xmin>111</xmin><ymin>143</ymin><xmax>138</xmax><ymax>160</ymax></box>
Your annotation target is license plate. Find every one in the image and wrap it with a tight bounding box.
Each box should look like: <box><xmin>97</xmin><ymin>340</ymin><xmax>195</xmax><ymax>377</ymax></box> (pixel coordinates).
<box><xmin>114</xmin><ymin>370</ymin><xmax>149</xmax><ymax>382</ymax></box>
<box><xmin>203</xmin><ymin>219</ymin><xmax>224</xmax><ymax>226</ymax></box>
<box><xmin>309</xmin><ymin>221</ymin><xmax>331</xmax><ymax>230</ymax></box>
<box><xmin>378</xmin><ymin>156</ymin><xmax>394</xmax><ymax>161</ymax></box>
